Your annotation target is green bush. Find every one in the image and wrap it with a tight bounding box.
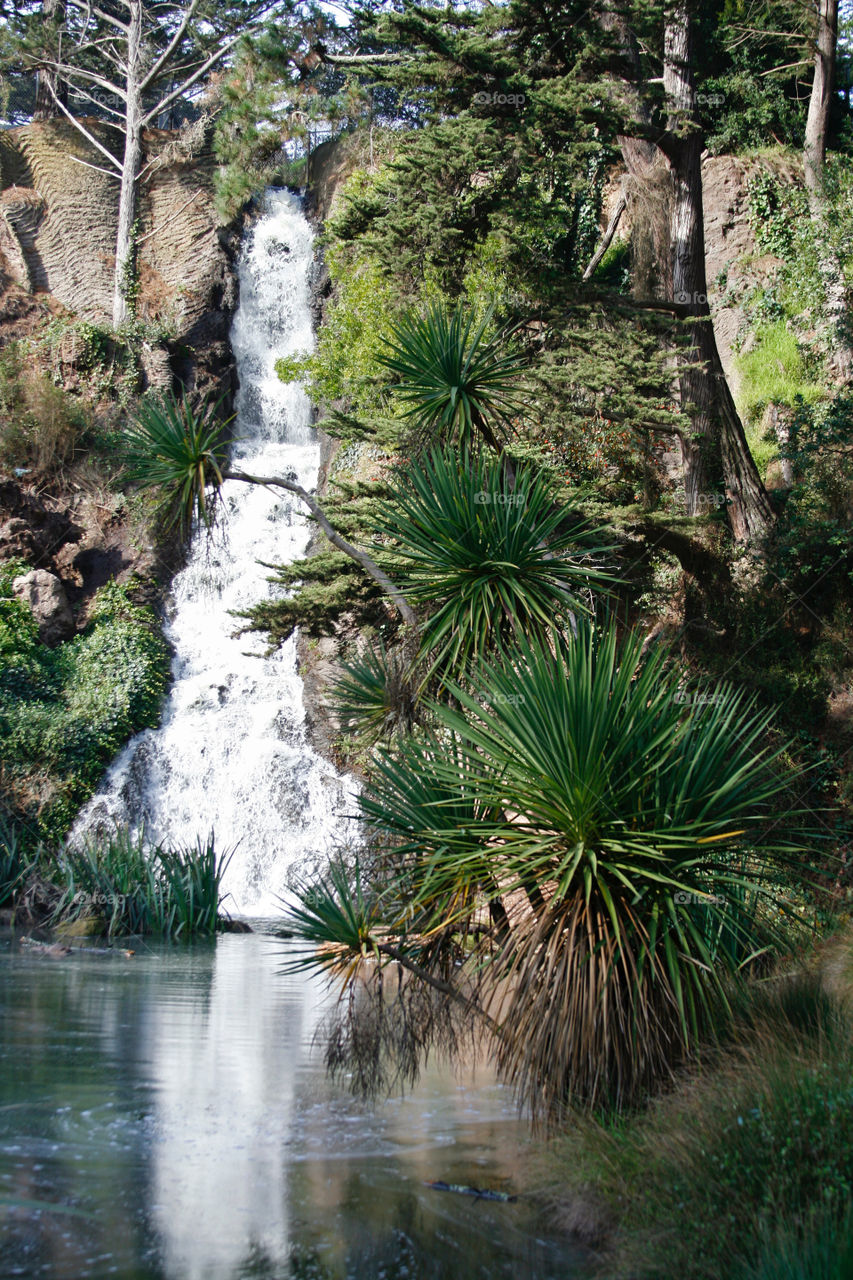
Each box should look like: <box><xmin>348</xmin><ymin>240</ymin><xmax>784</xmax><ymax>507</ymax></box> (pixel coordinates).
<box><xmin>542</xmin><ymin>968</ymin><xmax>853</xmax><ymax>1278</ymax></box>
<box><xmin>0</xmin><ymin>575</ymin><xmax>169</xmax><ymax>849</ymax></box>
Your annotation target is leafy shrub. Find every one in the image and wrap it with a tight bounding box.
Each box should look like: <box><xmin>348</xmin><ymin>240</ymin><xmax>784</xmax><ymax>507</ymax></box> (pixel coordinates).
<box><xmin>0</xmin><ymin>576</ymin><xmax>169</xmax><ymax>849</ymax></box>
<box><xmin>542</xmin><ymin>966</ymin><xmax>853</xmax><ymax>1278</ymax></box>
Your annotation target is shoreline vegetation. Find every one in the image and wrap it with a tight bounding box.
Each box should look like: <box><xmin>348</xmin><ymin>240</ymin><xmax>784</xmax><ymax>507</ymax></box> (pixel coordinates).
<box><xmin>0</xmin><ymin>823</ymin><xmax>235</xmax><ymax>940</ymax></box>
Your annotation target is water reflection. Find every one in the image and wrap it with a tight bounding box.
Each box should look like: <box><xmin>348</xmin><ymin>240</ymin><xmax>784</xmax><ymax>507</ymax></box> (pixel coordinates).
<box><xmin>0</xmin><ymin>932</ymin><xmax>586</xmax><ymax>1279</ymax></box>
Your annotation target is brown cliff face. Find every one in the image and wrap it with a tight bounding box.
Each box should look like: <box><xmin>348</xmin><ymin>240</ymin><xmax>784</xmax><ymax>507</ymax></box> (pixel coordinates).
<box><xmin>0</xmin><ymin>119</ymin><xmax>241</xmax><ymax>619</ymax></box>
<box><xmin>0</xmin><ymin>119</ymin><xmax>239</xmax><ymax>399</ymax></box>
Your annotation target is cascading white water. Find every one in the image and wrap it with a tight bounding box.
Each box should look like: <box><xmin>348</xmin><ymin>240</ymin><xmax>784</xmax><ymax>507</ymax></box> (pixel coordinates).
<box><xmin>73</xmin><ymin>190</ymin><xmax>354</xmax><ymax>913</ymax></box>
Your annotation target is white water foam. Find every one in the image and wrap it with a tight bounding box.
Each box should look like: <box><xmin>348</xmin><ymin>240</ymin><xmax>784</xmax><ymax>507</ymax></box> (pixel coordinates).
<box><xmin>72</xmin><ymin>189</ymin><xmax>354</xmax><ymax>913</ymax></box>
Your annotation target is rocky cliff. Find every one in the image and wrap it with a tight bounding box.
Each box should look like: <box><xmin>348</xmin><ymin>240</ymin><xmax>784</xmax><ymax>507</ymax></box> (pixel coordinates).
<box><xmin>0</xmin><ymin>118</ymin><xmax>238</xmax><ymax>396</ymax></box>
<box><xmin>0</xmin><ymin>117</ymin><xmax>241</xmax><ymax>628</ymax></box>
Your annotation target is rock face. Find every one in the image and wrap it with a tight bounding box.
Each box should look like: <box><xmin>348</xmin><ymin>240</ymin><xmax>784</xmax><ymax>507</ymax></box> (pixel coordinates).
<box><xmin>12</xmin><ymin>567</ymin><xmax>75</xmax><ymax>645</ymax></box>
<box><xmin>0</xmin><ymin>119</ymin><xmax>239</xmax><ymax>399</ymax></box>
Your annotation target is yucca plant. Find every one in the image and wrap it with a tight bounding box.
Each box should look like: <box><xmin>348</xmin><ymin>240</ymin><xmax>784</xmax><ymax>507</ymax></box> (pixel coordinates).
<box><xmin>378</xmin><ymin>302</ymin><xmax>527</xmax><ymax>451</ymax></box>
<box><xmin>333</xmin><ymin>641</ymin><xmax>423</xmax><ymax>744</ymax></box>
<box><xmin>376</xmin><ymin>446</ymin><xmax>617</xmax><ymax>676</ymax></box>
<box><xmin>123</xmin><ymin>392</ymin><xmax>231</xmax><ymax>531</ymax></box>
<box><xmin>286</xmin><ymin>619</ymin><xmax>822</xmax><ymax>1120</ymax></box>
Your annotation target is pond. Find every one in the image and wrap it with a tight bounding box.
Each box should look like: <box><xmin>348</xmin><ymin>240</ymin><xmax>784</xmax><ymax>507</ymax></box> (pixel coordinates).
<box><xmin>0</xmin><ymin>929</ymin><xmax>588</xmax><ymax>1280</ymax></box>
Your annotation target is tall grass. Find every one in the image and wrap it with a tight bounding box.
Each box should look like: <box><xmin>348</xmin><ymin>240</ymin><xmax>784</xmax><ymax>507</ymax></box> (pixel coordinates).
<box><xmin>540</xmin><ymin>960</ymin><xmax>853</xmax><ymax>1278</ymax></box>
<box><xmin>54</xmin><ymin>829</ymin><xmax>233</xmax><ymax>938</ymax></box>
<box><xmin>0</xmin><ymin>814</ymin><xmax>31</xmax><ymax>907</ymax></box>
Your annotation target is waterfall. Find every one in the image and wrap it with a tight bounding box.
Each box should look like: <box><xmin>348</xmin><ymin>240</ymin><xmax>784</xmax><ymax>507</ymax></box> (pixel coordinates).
<box><xmin>73</xmin><ymin>190</ymin><xmax>353</xmax><ymax>913</ymax></box>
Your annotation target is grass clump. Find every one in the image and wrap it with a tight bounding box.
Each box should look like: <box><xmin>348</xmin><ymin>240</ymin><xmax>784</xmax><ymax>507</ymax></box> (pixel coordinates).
<box><xmin>541</xmin><ymin>960</ymin><xmax>853</xmax><ymax>1278</ymax></box>
<box><xmin>0</xmin><ymin>814</ymin><xmax>32</xmax><ymax>907</ymax></box>
<box><xmin>54</xmin><ymin>829</ymin><xmax>233</xmax><ymax>938</ymax></box>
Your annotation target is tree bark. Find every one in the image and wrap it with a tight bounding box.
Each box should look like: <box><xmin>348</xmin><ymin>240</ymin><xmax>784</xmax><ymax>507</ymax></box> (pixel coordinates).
<box><xmin>112</xmin><ymin>1</ymin><xmax>142</xmax><ymax>328</ymax></box>
<box><xmin>33</xmin><ymin>0</ymin><xmax>67</xmax><ymax>120</ymax></box>
<box><xmin>662</xmin><ymin>0</ymin><xmax>774</xmax><ymax>538</ymax></box>
<box><xmin>803</xmin><ymin>0</ymin><xmax>852</xmax><ymax>383</ymax></box>
<box><xmin>804</xmin><ymin>0</ymin><xmax>837</xmax><ymax>194</ymax></box>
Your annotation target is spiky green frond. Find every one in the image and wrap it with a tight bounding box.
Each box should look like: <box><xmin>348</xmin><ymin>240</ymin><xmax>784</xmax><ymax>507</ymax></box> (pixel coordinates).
<box><xmin>353</xmin><ymin>620</ymin><xmax>823</xmax><ymax>1116</ymax></box>
<box><xmin>378</xmin><ymin>302</ymin><xmax>527</xmax><ymax>447</ymax></box>
<box><xmin>376</xmin><ymin>445</ymin><xmax>617</xmax><ymax>675</ymax></box>
<box><xmin>123</xmin><ymin>392</ymin><xmax>231</xmax><ymax>532</ymax></box>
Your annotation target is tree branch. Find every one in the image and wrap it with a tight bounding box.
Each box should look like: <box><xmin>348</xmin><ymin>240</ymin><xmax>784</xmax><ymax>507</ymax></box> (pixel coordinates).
<box><xmin>140</xmin><ymin>0</ymin><xmax>201</xmax><ymax>90</ymax></box>
<box><xmin>222</xmin><ymin>468</ymin><xmax>419</xmax><ymax>627</ymax></box>
<box><xmin>140</xmin><ymin>28</ymin><xmax>245</xmax><ymax>125</ymax></box>
<box><xmin>42</xmin><ymin>59</ymin><xmax>127</xmax><ymax>100</ymax></box>
<box><xmin>44</xmin><ymin>79</ymin><xmax>124</xmax><ymax>173</ymax></box>
<box><xmin>582</xmin><ymin>193</ymin><xmax>627</xmax><ymax>281</ymax></box>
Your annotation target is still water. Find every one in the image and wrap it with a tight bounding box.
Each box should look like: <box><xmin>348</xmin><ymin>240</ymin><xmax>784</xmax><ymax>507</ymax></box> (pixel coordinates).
<box><xmin>0</xmin><ymin>931</ymin><xmax>586</xmax><ymax>1279</ymax></box>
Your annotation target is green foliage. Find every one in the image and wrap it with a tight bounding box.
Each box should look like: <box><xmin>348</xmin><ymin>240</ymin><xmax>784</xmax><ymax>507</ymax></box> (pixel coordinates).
<box><xmin>377</xmin><ymin>302</ymin><xmax>527</xmax><ymax>450</ymax></box>
<box><xmin>0</xmin><ymin>578</ymin><xmax>169</xmax><ymax>850</ymax></box>
<box><xmin>333</xmin><ymin>641</ymin><xmax>422</xmax><ymax>745</ymax></box>
<box><xmin>376</xmin><ymin>446</ymin><xmax>617</xmax><ymax>676</ymax></box>
<box><xmin>288</xmin><ymin>619</ymin><xmax>820</xmax><ymax>1119</ymax></box>
<box><xmin>772</xmin><ymin>391</ymin><xmax>853</xmax><ymax>603</ymax></box>
<box><xmin>543</xmin><ymin>965</ymin><xmax>853</xmax><ymax>1277</ymax></box>
<box><xmin>287</xmin><ymin>857</ymin><xmax>384</xmax><ymax>980</ymax></box>
<box><xmin>123</xmin><ymin>391</ymin><xmax>231</xmax><ymax>531</ymax></box>
<box><xmin>54</xmin><ymin>829</ymin><xmax>232</xmax><ymax>938</ymax></box>
<box><xmin>737</xmin><ymin>324</ymin><xmax>824</xmax><ymax>426</ymax></box>
<box><xmin>0</xmin><ymin>814</ymin><xmax>31</xmax><ymax>907</ymax></box>
<box><xmin>276</xmin><ymin>253</ymin><xmax>401</xmax><ymax>416</ymax></box>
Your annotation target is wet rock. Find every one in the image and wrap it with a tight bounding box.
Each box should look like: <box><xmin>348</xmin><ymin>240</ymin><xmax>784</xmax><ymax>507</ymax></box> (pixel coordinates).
<box><xmin>12</xmin><ymin>568</ymin><xmax>74</xmax><ymax>645</ymax></box>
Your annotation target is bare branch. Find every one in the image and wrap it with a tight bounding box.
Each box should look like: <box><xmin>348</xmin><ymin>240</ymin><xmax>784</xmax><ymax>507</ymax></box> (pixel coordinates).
<box><xmin>582</xmin><ymin>194</ymin><xmax>626</xmax><ymax>281</ymax></box>
<box><xmin>324</xmin><ymin>51</ymin><xmax>410</xmax><ymax>65</ymax></box>
<box><xmin>64</xmin><ymin>0</ymin><xmax>129</xmax><ymax>33</ymax></box>
<box><xmin>140</xmin><ymin>0</ymin><xmax>201</xmax><ymax>90</ymax></box>
<box><xmin>42</xmin><ymin>59</ymin><xmax>127</xmax><ymax>100</ymax></box>
<box><xmin>223</xmin><ymin>468</ymin><xmax>419</xmax><ymax>627</ymax></box>
<box><xmin>44</xmin><ymin>78</ymin><xmax>124</xmax><ymax>173</ymax></box>
<box><xmin>68</xmin><ymin>153</ymin><xmax>121</xmax><ymax>177</ymax></box>
<box><xmin>141</xmin><ymin>28</ymin><xmax>246</xmax><ymax>125</ymax></box>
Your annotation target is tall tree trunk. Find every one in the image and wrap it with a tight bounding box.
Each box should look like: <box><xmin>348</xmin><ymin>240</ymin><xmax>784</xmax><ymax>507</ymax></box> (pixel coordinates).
<box><xmin>803</xmin><ymin>0</ymin><xmax>852</xmax><ymax>383</ymax></box>
<box><xmin>33</xmin><ymin>0</ymin><xmax>67</xmax><ymax>120</ymax></box>
<box><xmin>804</xmin><ymin>0</ymin><xmax>837</xmax><ymax>193</ymax></box>
<box><xmin>112</xmin><ymin>0</ymin><xmax>142</xmax><ymax>328</ymax></box>
<box><xmin>663</xmin><ymin>1</ymin><xmax>774</xmax><ymax>538</ymax></box>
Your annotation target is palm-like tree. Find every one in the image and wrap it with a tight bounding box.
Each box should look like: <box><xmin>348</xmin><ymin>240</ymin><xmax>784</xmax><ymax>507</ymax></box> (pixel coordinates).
<box><xmin>123</xmin><ymin>392</ymin><xmax>230</xmax><ymax>532</ymax></box>
<box><xmin>378</xmin><ymin>302</ymin><xmax>527</xmax><ymax>452</ymax></box>
<box><xmin>376</xmin><ymin>445</ymin><xmax>617</xmax><ymax>676</ymax></box>
<box><xmin>287</xmin><ymin>619</ymin><xmax>819</xmax><ymax>1119</ymax></box>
